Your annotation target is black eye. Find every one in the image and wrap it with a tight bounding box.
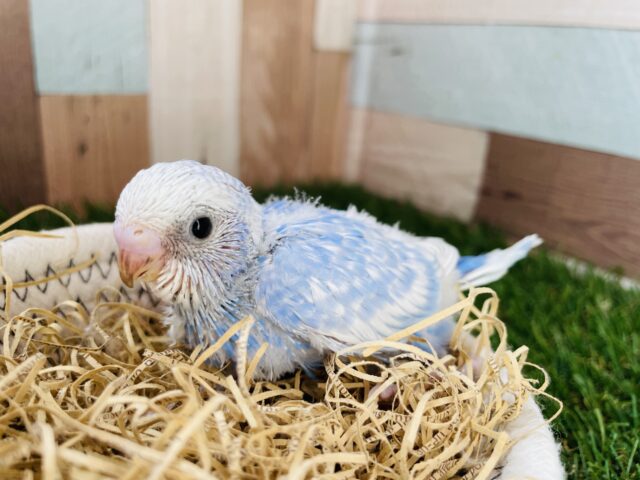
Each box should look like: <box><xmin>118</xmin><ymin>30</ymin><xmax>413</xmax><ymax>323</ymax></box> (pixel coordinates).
<box><xmin>191</xmin><ymin>217</ymin><xmax>213</xmax><ymax>239</ymax></box>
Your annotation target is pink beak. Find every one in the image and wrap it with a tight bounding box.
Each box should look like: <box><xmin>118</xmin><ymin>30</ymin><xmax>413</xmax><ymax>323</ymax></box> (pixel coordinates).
<box><xmin>113</xmin><ymin>221</ymin><xmax>165</xmax><ymax>288</ymax></box>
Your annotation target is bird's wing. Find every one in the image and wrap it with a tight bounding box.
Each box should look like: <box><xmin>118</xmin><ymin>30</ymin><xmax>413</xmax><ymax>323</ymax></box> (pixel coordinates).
<box><xmin>254</xmin><ymin>205</ymin><xmax>459</xmax><ymax>352</ymax></box>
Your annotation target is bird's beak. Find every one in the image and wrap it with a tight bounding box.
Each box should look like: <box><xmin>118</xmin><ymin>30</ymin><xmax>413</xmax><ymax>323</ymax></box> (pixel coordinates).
<box><xmin>113</xmin><ymin>221</ymin><xmax>165</xmax><ymax>288</ymax></box>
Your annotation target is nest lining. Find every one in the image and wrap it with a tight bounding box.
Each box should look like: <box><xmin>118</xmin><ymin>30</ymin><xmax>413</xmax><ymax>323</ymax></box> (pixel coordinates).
<box><xmin>0</xmin><ymin>208</ymin><xmax>561</xmax><ymax>480</ymax></box>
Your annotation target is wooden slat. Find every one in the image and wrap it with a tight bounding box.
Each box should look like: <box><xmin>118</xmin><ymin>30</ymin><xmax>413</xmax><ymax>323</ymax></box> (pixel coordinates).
<box><xmin>308</xmin><ymin>53</ymin><xmax>350</xmax><ymax>180</ymax></box>
<box><xmin>30</xmin><ymin>0</ymin><xmax>147</xmax><ymax>94</ymax></box>
<box><xmin>240</xmin><ymin>0</ymin><xmax>316</xmax><ymax>186</ymax></box>
<box><xmin>314</xmin><ymin>0</ymin><xmax>357</xmax><ymax>51</ymax></box>
<box><xmin>357</xmin><ymin>0</ymin><xmax>640</xmax><ymax>30</ymax></box>
<box><xmin>360</xmin><ymin>110</ymin><xmax>488</xmax><ymax>221</ymax></box>
<box><xmin>149</xmin><ymin>0</ymin><xmax>241</xmax><ymax>175</ymax></box>
<box><xmin>240</xmin><ymin>0</ymin><xmax>350</xmax><ymax>186</ymax></box>
<box><xmin>0</xmin><ymin>0</ymin><xmax>47</xmax><ymax>210</ymax></box>
<box><xmin>476</xmin><ymin>134</ymin><xmax>640</xmax><ymax>276</ymax></box>
<box><xmin>40</xmin><ymin>95</ymin><xmax>150</xmax><ymax>208</ymax></box>
<box><xmin>343</xmin><ymin>108</ymin><xmax>368</xmax><ymax>182</ymax></box>
<box><xmin>351</xmin><ymin>24</ymin><xmax>640</xmax><ymax>161</ymax></box>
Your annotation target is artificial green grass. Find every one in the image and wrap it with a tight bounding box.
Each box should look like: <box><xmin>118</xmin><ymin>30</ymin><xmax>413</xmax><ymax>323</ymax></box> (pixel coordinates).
<box><xmin>2</xmin><ymin>184</ymin><xmax>638</xmax><ymax>479</ymax></box>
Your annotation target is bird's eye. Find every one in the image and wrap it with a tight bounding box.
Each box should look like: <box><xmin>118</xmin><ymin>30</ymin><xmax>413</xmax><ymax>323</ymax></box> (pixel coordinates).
<box><xmin>190</xmin><ymin>217</ymin><xmax>213</xmax><ymax>239</ymax></box>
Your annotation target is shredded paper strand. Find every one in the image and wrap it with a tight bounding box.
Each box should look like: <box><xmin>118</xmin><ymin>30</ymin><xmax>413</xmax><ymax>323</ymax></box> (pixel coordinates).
<box><xmin>0</xmin><ymin>209</ymin><xmax>561</xmax><ymax>479</ymax></box>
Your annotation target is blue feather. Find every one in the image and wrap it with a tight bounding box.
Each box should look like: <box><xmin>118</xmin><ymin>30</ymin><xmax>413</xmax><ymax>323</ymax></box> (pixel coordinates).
<box><xmin>255</xmin><ymin>200</ymin><xmax>451</xmax><ymax>358</ymax></box>
<box><xmin>457</xmin><ymin>254</ymin><xmax>487</xmax><ymax>274</ymax></box>
<box><xmin>118</xmin><ymin>161</ymin><xmax>541</xmax><ymax>380</ymax></box>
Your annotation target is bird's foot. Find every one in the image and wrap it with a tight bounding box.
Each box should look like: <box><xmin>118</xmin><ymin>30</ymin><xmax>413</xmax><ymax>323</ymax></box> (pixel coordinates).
<box><xmin>367</xmin><ymin>383</ymin><xmax>398</xmax><ymax>403</ymax></box>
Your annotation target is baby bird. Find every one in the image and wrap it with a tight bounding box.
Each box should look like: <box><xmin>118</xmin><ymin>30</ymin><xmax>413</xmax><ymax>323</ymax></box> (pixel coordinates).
<box><xmin>114</xmin><ymin>160</ymin><xmax>540</xmax><ymax>380</ymax></box>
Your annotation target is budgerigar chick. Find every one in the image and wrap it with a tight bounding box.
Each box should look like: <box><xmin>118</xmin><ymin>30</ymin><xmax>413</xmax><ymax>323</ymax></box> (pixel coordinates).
<box><xmin>114</xmin><ymin>160</ymin><xmax>541</xmax><ymax>380</ymax></box>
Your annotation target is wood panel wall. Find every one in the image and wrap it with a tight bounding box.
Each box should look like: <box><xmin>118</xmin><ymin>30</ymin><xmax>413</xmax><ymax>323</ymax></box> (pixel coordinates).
<box><xmin>0</xmin><ymin>0</ymin><xmax>47</xmax><ymax>210</ymax></box>
<box><xmin>351</xmin><ymin>24</ymin><xmax>640</xmax><ymax>161</ymax></box>
<box><xmin>39</xmin><ymin>96</ymin><xmax>149</xmax><ymax>208</ymax></box>
<box><xmin>359</xmin><ymin>110</ymin><xmax>488</xmax><ymax>221</ymax></box>
<box><xmin>240</xmin><ymin>0</ymin><xmax>315</xmax><ymax>185</ymax></box>
<box><xmin>476</xmin><ymin>134</ymin><xmax>640</xmax><ymax>274</ymax></box>
<box><xmin>148</xmin><ymin>0</ymin><xmax>241</xmax><ymax>175</ymax></box>
<box><xmin>1</xmin><ymin>0</ymin><xmax>639</xmax><ymax>276</ymax></box>
<box><xmin>240</xmin><ymin>0</ymin><xmax>350</xmax><ymax>186</ymax></box>
<box><xmin>0</xmin><ymin>0</ymin><xmax>150</xmax><ymax>212</ymax></box>
<box><xmin>357</xmin><ymin>0</ymin><xmax>640</xmax><ymax>29</ymax></box>
<box><xmin>30</xmin><ymin>0</ymin><xmax>147</xmax><ymax>94</ymax></box>
<box><xmin>308</xmin><ymin>52</ymin><xmax>350</xmax><ymax>180</ymax></box>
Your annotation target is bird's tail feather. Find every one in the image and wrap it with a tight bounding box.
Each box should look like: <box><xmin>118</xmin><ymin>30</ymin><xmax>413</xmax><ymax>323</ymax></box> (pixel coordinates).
<box><xmin>458</xmin><ymin>234</ymin><xmax>542</xmax><ymax>289</ymax></box>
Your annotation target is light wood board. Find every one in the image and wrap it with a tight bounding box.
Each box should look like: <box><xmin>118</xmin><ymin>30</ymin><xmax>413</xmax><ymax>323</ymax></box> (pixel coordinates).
<box><xmin>357</xmin><ymin>0</ymin><xmax>640</xmax><ymax>30</ymax></box>
<box><xmin>309</xmin><ymin>52</ymin><xmax>350</xmax><ymax>180</ymax></box>
<box><xmin>148</xmin><ymin>0</ymin><xmax>241</xmax><ymax>175</ymax></box>
<box><xmin>314</xmin><ymin>0</ymin><xmax>357</xmax><ymax>51</ymax></box>
<box><xmin>351</xmin><ymin>24</ymin><xmax>640</xmax><ymax>161</ymax></box>
<box><xmin>240</xmin><ymin>0</ymin><xmax>316</xmax><ymax>186</ymax></box>
<box><xmin>240</xmin><ymin>0</ymin><xmax>350</xmax><ymax>186</ymax></box>
<box><xmin>360</xmin><ymin>110</ymin><xmax>488</xmax><ymax>221</ymax></box>
<box><xmin>40</xmin><ymin>95</ymin><xmax>150</xmax><ymax>208</ymax></box>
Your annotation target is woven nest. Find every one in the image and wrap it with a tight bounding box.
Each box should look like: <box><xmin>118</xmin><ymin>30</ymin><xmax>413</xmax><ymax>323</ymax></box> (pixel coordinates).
<box><xmin>0</xmin><ymin>209</ymin><xmax>560</xmax><ymax>479</ymax></box>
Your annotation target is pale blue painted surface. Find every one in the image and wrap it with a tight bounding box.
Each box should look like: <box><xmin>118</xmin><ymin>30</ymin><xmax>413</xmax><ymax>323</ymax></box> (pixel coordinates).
<box><xmin>30</xmin><ymin>0</ymin><xmax>147</xmax><ymax>94</ymax></box>
<box><xmin>352</xmin><ymin>24</ymin><xmax>640</xmax><ymax>159</ymax></box>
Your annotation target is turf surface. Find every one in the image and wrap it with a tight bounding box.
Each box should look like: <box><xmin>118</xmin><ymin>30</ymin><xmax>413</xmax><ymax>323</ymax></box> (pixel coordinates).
<box><xmin>2</xmin><ymin>184</ymin><xmax>638</xmax><ymax>479</ymax></box>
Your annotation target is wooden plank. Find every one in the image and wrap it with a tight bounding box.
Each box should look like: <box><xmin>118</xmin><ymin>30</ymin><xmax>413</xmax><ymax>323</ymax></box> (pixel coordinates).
<box><xmin>476</xmin><ymin>134</ymin><xmax>640</xmax><ymax>276</ymax></box>
<box><xmin>308</xmin><ymin>53</ymin><xmax>350</xmax><ymax>180</ymax></box>
<box><xmin>352</xmin><ymin>24</ymin><xmax>640</xmax><ymax>160</ymax></box>
<box><xmin>149</xmin><ymin>0</ymin><xmax>241</xmax><ymax>175</ymax></box>
<box><xmin>343</xmin><ymin>107</ymin><xmax>368</xmax><ymax>183</ymax></box>
<box><xmin>360</xmin><ymin>110</ymin><xmax>488</xmax><ymax>221</ymax></box>
<box><xmin>40</xmin><ymin>95</ymin><xmax>150</xmax><ymax>208</ymax></box>
<box><xmin>240</xmin><ymin>0</ymin><xmax>316</xmax><ymax>186</ymax></box>
<box><xmin>0</xmin><ymin>0</ymin><xmax>47</xmax><ymax>210</ymax></box>
<box><xmin>30</xmin><ymin>0</ymin><xmax>147</xmax><ymax>94</ymax></box>
<box><xmin>314</xmin><ymin>0</ymin><xmax>357</xmax><ymax>51</ymax></box>
<box><xmin>241</xmin><ymin>0</ymin><xmax>353</xmax><ymax>186</ymax></box>
<box><xmin>357</xmin><ymin>0</ymin><xmax>640</xmax><ymax>30</ymax></box>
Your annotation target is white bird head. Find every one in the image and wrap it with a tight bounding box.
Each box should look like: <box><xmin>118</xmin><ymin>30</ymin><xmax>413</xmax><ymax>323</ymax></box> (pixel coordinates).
<box><xmin>114</xmin><ymin>160</ymin><xmax>262</xmax><ymax>305</ymax></box>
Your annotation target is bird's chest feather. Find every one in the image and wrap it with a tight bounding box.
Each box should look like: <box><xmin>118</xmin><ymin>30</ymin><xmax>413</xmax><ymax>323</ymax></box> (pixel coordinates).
<box><xmin>171</xmin><ymin>294</ymin><xmax>316</xmax><ymax>380</ymax></box>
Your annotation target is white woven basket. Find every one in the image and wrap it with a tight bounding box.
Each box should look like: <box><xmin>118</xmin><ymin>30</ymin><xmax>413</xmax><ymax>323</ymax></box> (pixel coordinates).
<box><xmin>0</xmin><ymin>224</ymin><xmax>565</xmax><ymax>479</ymax></box>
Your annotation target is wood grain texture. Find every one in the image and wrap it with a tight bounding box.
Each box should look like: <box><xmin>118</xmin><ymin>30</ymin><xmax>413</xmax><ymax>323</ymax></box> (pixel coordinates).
<box><xmin>240</xmin><ymin>0</ymin><xmax>350</xmax><ymax>186</ymax></box>
<box><xmin>476</xmin><ymin>134</ymin><xmax>640</xmax><ymax>276</ymax></box>
<box><xmin>0</xmin><ymin>0</ymin><xmax>47</xmax><ymax>210</ymax></box>
<box><xmin>352</xmin><ymin>24</ymin><xmax>640</xmax><ymax>161</ymax></box>
<box><xmin>149</xmin><ymin>0</ymin><xmax>241</xmax><ymax>175</ymax></box>
<box><xmin>360</xmin><ymin>110</ymin><xmax>488</xmax><ymax>221</ymax></box>
<box><xmin>357</xmin><ymin>0</ymin><xmax>640</xmax><ymax>30</ymax></box>
<box><xmin>240</xmin><ymin>0</ymin><xmax>316</xmax><ymax>186</ymax></box>
<box><xmin>309</xmin><ymin>53</ymin><xmax>350</xmax><ymax>180</ymax></box>
<box><xmin>40</xmin><ymin>95</ymin><xmax>150</xmax><ymax>208</ymax></box>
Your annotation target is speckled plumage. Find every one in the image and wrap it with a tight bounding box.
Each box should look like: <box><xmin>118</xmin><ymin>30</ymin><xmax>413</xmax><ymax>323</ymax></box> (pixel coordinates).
<box><xmin>115</xmin><ymin>161</ymin><xmax>541</xmax><ymax>380</ymax></box>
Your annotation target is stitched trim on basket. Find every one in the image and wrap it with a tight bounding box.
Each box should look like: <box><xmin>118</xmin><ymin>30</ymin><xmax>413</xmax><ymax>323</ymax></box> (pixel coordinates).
<box><xmin>0</xmin><ymin>251</ymin><xmax>161</xmax><ymax>310</ymax></box>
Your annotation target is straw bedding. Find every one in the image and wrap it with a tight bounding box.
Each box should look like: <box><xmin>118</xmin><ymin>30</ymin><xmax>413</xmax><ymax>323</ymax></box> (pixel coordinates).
<box><xmin>0</xmin><ymin>209</ymin><xmax>561</xmax><ymax>479</ymax></box>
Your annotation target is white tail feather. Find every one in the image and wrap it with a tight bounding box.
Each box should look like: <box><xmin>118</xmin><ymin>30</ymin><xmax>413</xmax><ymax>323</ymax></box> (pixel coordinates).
<box><xmin>460</xmin><ymin>234</ymin><xmax>543</xmax><ymax>289</ymax></box>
